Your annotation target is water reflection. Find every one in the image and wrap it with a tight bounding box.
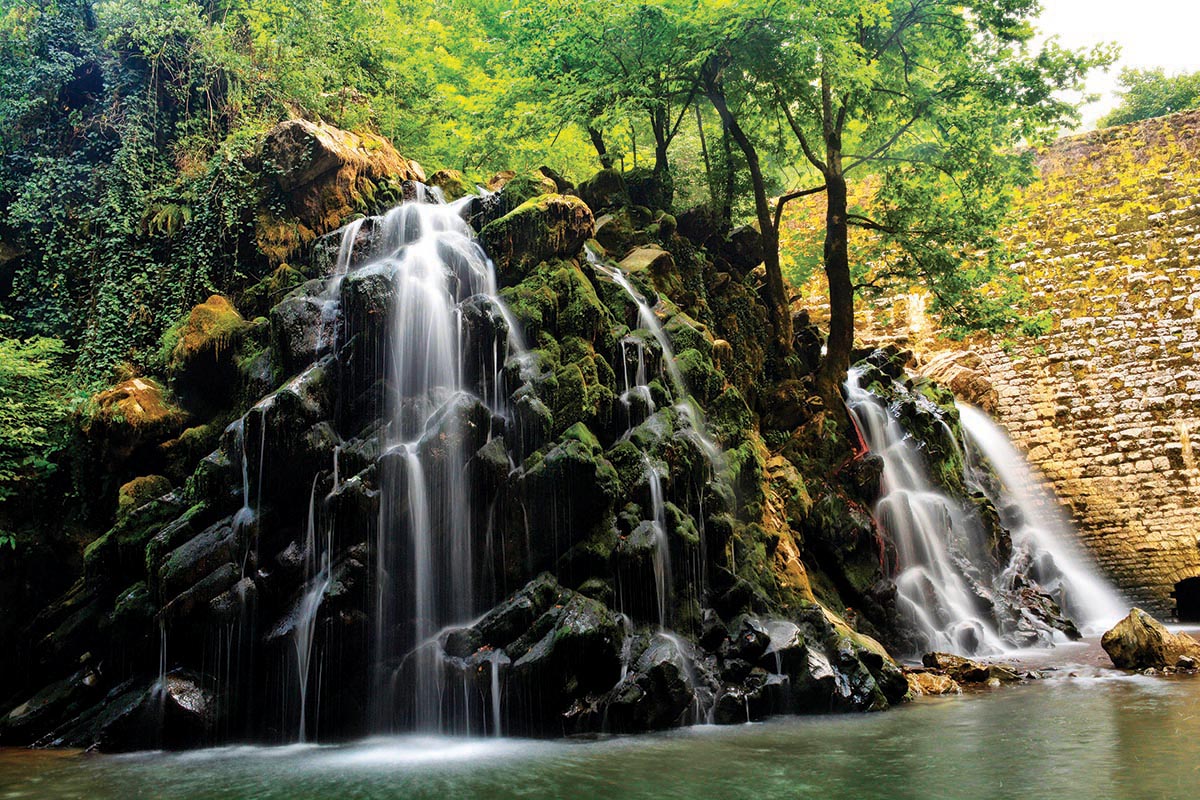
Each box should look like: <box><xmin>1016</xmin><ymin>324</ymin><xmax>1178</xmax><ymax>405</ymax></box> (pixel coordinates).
<box><xmin>2</xmin><ymin>668</ymin><xmax>1198</xmax><ymax>800</ymax></box>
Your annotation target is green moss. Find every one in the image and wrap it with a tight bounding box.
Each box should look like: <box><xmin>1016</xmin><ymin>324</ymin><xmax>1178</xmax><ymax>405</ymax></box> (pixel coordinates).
<box><xmin>479</xmin><ymin>195</ymin><xmax>595</xmax><ymax>280</ymax></box>
<box><xmin>117</xmin><ymin>475</ymin><xmax>172</xmax><ymax>520</ymax></box>
<box><xmin>675</xmin><ymin>348</ymin><xmax>722</xmax><ymax>405</ymax></box>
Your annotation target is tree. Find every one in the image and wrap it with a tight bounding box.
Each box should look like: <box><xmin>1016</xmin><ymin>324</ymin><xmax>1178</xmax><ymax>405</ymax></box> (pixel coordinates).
<box><xmin>509</xmin><ymin>0</ymin><xmax>699</xmax><ymax>200</ymax></box>
<box><xmin>694</xmin><ymin>0</ymin><xmax>1111</xmax><ymax>403</ymax></box>
<box><xmin>1101</xmin><ymin>67</ymin><xmax>1200</xmax><ymax>127</ymax></box>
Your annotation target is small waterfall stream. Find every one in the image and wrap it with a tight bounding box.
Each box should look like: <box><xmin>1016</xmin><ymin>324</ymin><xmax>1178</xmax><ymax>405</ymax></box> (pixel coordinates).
<box><xmin>957</xmin><ymin>404</ymin><xmax>1125</xmax><ymax>632</ymax></box>
<box><xmin>845</xmin><ymin>370</ymin><xmax>1005</xmax><ymax>654</ymax></box>
<box><xmin>846</xmin><ymin>368</ymin><xmax>1123</xmax><ymax>656</ymax></box>
<box><xmin>292</xmin><ymin>475</ymin><xmax>331</xmax><ymax>743</ymax></box>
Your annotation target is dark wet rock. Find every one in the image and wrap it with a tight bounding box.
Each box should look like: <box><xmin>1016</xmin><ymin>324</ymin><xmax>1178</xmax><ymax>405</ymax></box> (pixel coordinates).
<box><xmin>155</xmin><ymin>517</ymin><xmax>241</xmax><ymax>603</ymax></box>
<box><xmin>79</xmin><ymin>671</ymin><xmax>218</xmax><ymax>752</ymax></box>
<box><xmin>676</xmin><ymin>203</ymin><xmax>728</xmax><ymax>249</ymax></box>
<box><xmin>577</xmin><ymin>169</ymin><xmax>628</xmax><ymax>214</ymax></box>
<box><xmin>514</xmin><ymin>424</ymin><xmax>620</xmax><ymax>571</ymax></box>
<box><xmin>604</xmin><ymin>633</ymin><xmax>695</xmax><ymax>732</ymax></box>
<box><xmin>728</xmin><ymin>616</ymin><xmax>771</xmax><ymax>662</ymax></box>
<box><xmin>270</xmin><ymin>293</ymin><xmax>333</xmax><ymax>376</ymax></box>
<box><xmin>444</xmin><ymin>573</ymin><xmax>561</xmax><ymax>658</ymax></box>
<box><xmin>718</xmin><ymin>226</ymin><xmax>764</xmax><ymax>273</ymax></box>
<box><xmin>504</xmin><ymin>591</ymin><xmax>624</xmax><ymax>735</ymax></box>
<box><xmin>624</xmin><ymin>166</ymin><xmax>673</xmax><ymax>211</ymax></box>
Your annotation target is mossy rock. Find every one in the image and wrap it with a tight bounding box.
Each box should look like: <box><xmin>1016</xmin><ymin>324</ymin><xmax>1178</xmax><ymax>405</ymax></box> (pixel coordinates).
<box><xmin>480</xmin><ymin>195</ymin><xmax>595</xmax><ymax>282</ymax></box>
<box><xmin>428</xmin><ymin>168</ymin><xmax>470</xmax><ymax>201</ymax></box>
<box><xmin>161</xmin><ymin>295</ymin><xmax>251</xmax><ymax>409</ymax></box>
<box><xmin>624</xmin><ymin>166</ymin><xmax>674</xmax><ymax>211</ymax></box>
<box><xmin>162</xmin><ymin>295</ymin><xmax>247</xmax><ymax>371</ymax></box>
<box><xmin>79</xmin><ymin>377</ymin><xmax>189</xmax><ymax>464</ymax></box>
<box><xmin>117</xmin><ymin>475</ymin><xmax>172</xmax><ymax>520</ymax></box>
<box><xmin>241</xmin><ymin>265</ymin><xmax>307</xmax><ymax>319</ymax></box>
<box><xmin>84</xmin><ymin>491</ymin><xmax>187</xmax><ymax>587</ymax></box>
<box><xmin>577</xmin><ymin>169</ymin><xmax>629</xmax><ymax>214</ymax></box>
<box><xmin>501</xmin><ymin>171</ymin><xmax>559</xmax><ymax>206</ymax></box>
<box><xmin>501</xmin><ymin>259</ymin><xmax>614</xmax><ymax>344</ymax></box>
<box><xmin>674</xmin><ymin>348</ymin><xmax>723</xmax><ymax>406</ymax></box>
<box><xmin>618</xmin><ymin>246</ymin><xmax>684</xmax><ymax>299</ymax></box>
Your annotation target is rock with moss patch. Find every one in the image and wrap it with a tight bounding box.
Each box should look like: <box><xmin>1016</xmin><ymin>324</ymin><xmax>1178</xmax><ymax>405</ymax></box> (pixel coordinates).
<box><xmin>480</xmin><ymin>195</ymin><xmax>595</xmax><ymax>282</ymax></box>
<box><xmin>80</xmin><ymin>378</ymin><xmax>188</xmax><ymax>465</ymax></box>
<box><xmin>428</xmin><ymin>168</ymin><xmax>469</xmax><ymax>201</ymax></box>
<box><xmin>257</xmin><ymin>119</ymin><xmax>423</xmax><ymax>263</ymax></box>
<box><xmin>162</xmin><ymin>295</ymin><xmax>250</xmax><ymax>407</ymax></box>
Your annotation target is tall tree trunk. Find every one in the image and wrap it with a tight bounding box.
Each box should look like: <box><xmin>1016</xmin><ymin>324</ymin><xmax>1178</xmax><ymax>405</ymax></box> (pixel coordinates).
<box><xmin>815</xmin><ymin>71</ymin><xmax>853</xmax><ymax>410</ymax></box>
<box><xmin>720</xmin><ymin>125</ymin><xmax>735</xmax><ymax>222</ymax></box>
<box><xmin>587</xmin><ymin>126</ymin><xmax>613</xmax><ymax>169</ymax></box>
<box><xmin>703</xmin><ymin>72</ymin><xmax>793</xmax><ymax>358</ymax></box>
<box><xmin>695</xmin><ymin>101</ymin><xmax>711</xmax><ymax>191</ymax></box>
<box><xmin>817</xmin><ymin>169</ymin><xmax>853</xmax><ymax>407</ymax></box>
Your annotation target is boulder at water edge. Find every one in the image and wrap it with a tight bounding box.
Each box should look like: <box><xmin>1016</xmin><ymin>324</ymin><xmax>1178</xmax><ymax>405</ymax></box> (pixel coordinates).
<box><xmin>1101</xmin><ymin>608</ymin><xmax>1200</xmax><ymax>669</ymax></box>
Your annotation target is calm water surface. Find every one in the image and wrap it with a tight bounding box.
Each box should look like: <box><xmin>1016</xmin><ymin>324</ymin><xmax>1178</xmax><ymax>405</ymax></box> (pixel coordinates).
<box><xmin>2</xmin><ymin>638</ymin><xmax>1198</xmax><ymax>800</ymax></box>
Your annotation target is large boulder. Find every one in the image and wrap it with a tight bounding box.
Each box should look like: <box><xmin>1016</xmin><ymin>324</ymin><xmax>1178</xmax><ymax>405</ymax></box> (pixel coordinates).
<box><xmin>479</xmin><ymin>194</ymin><xmax>595</xmax><ymax>282</ymax></box>
<box><xmin>162</xmin><ymin>295</ymin><xmax>250</xmax><ymax>405</ymax></box>
<box><xmin>79</xmin><ymin>377</ymin><xmax>188</xmax><ymax>464</ymax></box>
<box><xmin>257</xmin><ymin>119</ymin><xmax>424</xmax><ymax>263</ymax></box>
<box><xmin>919</xmin><ymin>350</ymin><xmax>999</xmax><ymax>413</ymax></box>
<box><xmin>577</xmin><ymin>168</ymin><xmax>628</xmax><ymax>213</ymax></box>
<box><xmin>1101</xmin><ymin>608</ymin><xmax>1200</xmax><ymax>669</ymax></box>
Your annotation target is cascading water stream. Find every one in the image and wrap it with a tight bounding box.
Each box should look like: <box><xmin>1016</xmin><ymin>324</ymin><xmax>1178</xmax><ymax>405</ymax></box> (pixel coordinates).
<box><xmin>847</xmin><ymin>368</ymin><xmax>1126</xmax><ymax>657</ymax></box>
<box><xmin>844</xmin><ymin>369</ymin><xmax>1005</xmax><ymax>655</ymax></box>
<box><xmin>322</xmin><ymin>186</ymin><xmax>527</xmax><ymax>735</ymax></box>
<box><xmin>643</xmin><ymin>454</ymin><xmax>673</xmax><ymax>630</ymax></box>
<box><xmin>292</xmin><ymin>474</ymin><xmax>332</xmax><ymax>743</ymax></box>
<box><xmin>585</xmin><ymin>247</ymin><xmax>684</xmax><ymax>396</ymax></box>
<box><xmin>956</xmin><ymin>403</ymin><xmax>1125</xmax><ymax>632</ymax></box>
<box><xmin>580</xmin><ymin>244</ymin><xmax>731</xmax><ymax>723</ymax></box>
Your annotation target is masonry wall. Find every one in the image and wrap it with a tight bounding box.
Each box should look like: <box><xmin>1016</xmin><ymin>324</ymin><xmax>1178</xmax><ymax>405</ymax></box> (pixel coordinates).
<box><xmin>970</xmin><ymin>111</ymin><xmax>1200</xmax><ymax>615</ymax></box>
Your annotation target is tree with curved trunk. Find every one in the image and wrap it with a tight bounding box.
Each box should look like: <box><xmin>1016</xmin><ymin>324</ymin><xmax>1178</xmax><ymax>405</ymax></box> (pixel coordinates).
<box><xmin>690</xmin><ymin>0</ymin><xmax>1112</xmax><ymax>405</ymax></box>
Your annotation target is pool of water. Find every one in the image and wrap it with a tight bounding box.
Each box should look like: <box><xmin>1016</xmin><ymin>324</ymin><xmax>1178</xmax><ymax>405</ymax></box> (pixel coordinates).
<box><xmin>3</xmin><ymin>638</ymin><xmax>1198</xmax><ymax>800</ymax></box>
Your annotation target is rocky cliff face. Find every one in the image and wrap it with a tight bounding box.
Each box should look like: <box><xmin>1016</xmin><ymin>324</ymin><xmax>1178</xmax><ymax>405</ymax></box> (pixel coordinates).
<box><xmin>3</xmin><ymin>120</ymin><xmax>1095</xmax><ymax>750</ymax></box>
<box><xmin>1</xmin><ymin>121</ymin><xmax>1034</xmax><ymax>750</ymax></box>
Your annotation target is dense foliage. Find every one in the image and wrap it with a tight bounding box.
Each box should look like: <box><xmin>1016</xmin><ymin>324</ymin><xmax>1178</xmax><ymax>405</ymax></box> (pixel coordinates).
<box><xmin>1101</xmin><ymin>68</ymin><xmax>1200</xmax><ymax>127</ymax></box>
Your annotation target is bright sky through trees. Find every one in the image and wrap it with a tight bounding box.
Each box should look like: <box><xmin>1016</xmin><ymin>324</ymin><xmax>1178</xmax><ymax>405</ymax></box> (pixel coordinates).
<box><xmin>1037</xmin><ymin>0</ymin><xmax>1200</xmax><ymax>127</ymax></box>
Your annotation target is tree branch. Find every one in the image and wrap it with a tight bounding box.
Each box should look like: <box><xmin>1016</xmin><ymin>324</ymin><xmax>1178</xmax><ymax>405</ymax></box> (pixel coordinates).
<box><xmin>777</xmin><ymin>91</ymin><xmax>826</xmax><ymax>172</ymax></box>
<box><xmin>773</xmin><ymin>185</ymin><xmax>827</xmax><ymax>232</ymax></box>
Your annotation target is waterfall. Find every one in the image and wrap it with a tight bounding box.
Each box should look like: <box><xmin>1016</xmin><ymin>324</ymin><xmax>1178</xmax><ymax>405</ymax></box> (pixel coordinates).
<box><xmin>845</xmin><ymin>369</ymin><xmax>1005</xmax><ymax>655</ymax></box>
<box><xmin>321</xmin><ymin>187</ymin><xmax>523</xmax><ymax>734</ymax></box>
<box><xmin>292</xmin><ymin>475</ymin><xmax>331</xmax><ymax>743</ymax></box>
<box><xmin>586</xmin><ymin>247</ymin><xmax>684</xmax><ymax>396</ymax></box>
<box><xmin>957</xmin><ymin>404</ymin><xmax>1125</xmax><ymax>632</ymax></box>
<box><xmin>846</xmin><ymin>368</ymin><xmax>1125</xmax><ymax>656</ymax></box>
<box><xmin>587</xmin><ymin>247</ymin><xmax>708</xmax><ymax>626</ymax></box>
<box><xmin>643</xmin><ymin>454</ymin><xmax>673</xmax><ymax>630</ymax></box>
